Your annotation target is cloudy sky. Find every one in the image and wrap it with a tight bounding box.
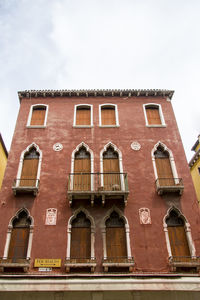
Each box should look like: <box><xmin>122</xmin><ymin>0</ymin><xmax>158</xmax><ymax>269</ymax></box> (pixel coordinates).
<box><xmin>0</xmin><ymin>0</ymin><xmax>199</xmax><ymax>160</ymax></box>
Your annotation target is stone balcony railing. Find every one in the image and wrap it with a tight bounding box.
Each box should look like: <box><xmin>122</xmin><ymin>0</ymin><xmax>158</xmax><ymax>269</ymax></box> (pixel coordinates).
<box><xmin>0</xmin><ymin>258</ymin><xmax>30</xmax><ymax>272</ymax></box>
<box><xmin>155</xmin><ymin>178</ymin><xmax>184</xmax><ymax>195</ymax></box>
<box><xmin>12</xmin><ymin>179</ymin><xmax>39</xmax><ymax>196</ymax></box>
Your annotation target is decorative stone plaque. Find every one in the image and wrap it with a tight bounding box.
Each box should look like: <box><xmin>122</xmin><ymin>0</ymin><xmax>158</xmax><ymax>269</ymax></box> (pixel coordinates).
<box><xmin>45</xmin><ymin>208</ymin><xmax>57</xmax><ymax>225</ymax></box>
<box><xmin>131</xmin><ymin>141</ymin><xmax>141</xmax><ymax>151</ymax></box>
<box><xmin>53</xmin><ymin>143</ymin><xmax>63</xmax><ymax>151</ymax></box>
<box><xmin>139</xmin><ymin>208</ymin><xmax>151</xmax><ymax>224</ymax></box>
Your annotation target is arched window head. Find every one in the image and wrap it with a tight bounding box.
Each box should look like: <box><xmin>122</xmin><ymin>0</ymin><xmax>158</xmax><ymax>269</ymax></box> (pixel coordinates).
<box><xmin>106</xmin><ymin>211</ymin><xmax>124</xmax><ymax>227</ymax></box>
<box><xmin>75</xmin><ymin>146</ymin><xmax>90</xmax><ymax>159</ymax></box>
<box><xmin>12</xmin><ymin>210</ymin><xmax>31</xmax><ymax>228</ymax></box>
<box><xmin>166</xmin><ymin>210</ymin><xmax>184</xmax><ymax>227</ymax></box>
<box><xmin>154</xmin><ymin>146</ymin><xmax>169</xmax><ymax>158</ymax></box>
<box><xmin>72</xmin><ymin>212</ymin><xmax>91</xmax><ymax>228</ymax></box>
<box><xmin>24</xmin><ymin>147</ymin><xmax>40</xmax><ymax>159</ymax></box>
<box><xmin>103</xmin><ymin>146</ymin><xmax>118</xmax><ymax>159</ymax></box>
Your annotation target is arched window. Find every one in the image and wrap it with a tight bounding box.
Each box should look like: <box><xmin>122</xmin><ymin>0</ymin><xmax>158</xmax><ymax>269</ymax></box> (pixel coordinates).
<box><xmin>154</xmin><ymin>145</ymin><xmax>174</xmax><ymax>186</ymax></box>
<box><xmin>99</xmin><ymin>104</ymin><xmax>119</xmax><ymax>127</ymax></box>
<box><xmin>103</xmin><ymin>146</ymin><xmax>120</xmax><ymax>191</ymax></box>
<box><xmin>73</xmin><ymin>104</ymin><xmax>93</xmax><ymax>127</ymax></box>
<box><xmin>13</xmin><ymin>143</ymin><xmax>42</xmax><ymax>196</ymax></box>
<box><xmin>143</xmin><ymin>103</ymin><xmax>165</xmax><ymax>127</ymax></box>
<box><xmin>166</xmin><ymin>210</ymin><xmax>190</xmax><ymax>258</ymax></box>
<box><xmin>0</xmin><ymin>209</ymin><xmax>33</xmax><ymax>272</ymax></box>
<box><xmin>102</xmin><ymin>207</ymin><xmax>134</xmax><ymax>272</ymax></box>
<box><xmin>27</xmin><ymin>104</ymin><xmax>48</xmax><ymax>127</ymax></box>
<box><xmin>8</xmin><ymin>211</ymin><xmax>31</xmax><ymax>262</ymax></box>
<box><xmin>71</xmin><ymin>212</ymin><xmax>91</xmax><ymax>260</ymax></box>
<box><xmin>74</xmin><ymin>146</ymin><xmax>91</xmax><ymax>191</ymax></box>
<box><xmin>65</xmin><ymin>208</ymin><xmax>96</xmax><ymax>272</ymax></box>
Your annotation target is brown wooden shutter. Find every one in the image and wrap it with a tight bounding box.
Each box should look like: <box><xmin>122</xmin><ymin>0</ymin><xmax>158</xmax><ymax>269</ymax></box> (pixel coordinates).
<box><xmin>20</xmin><ymin>159</ymin><xmax>39</xmax><ymax>186</ymax></box>
<box><xmin>155</xmin><ymin>157</ymin><xmax>174</xmax><ymax>186</ymax></box>
<box><xmin>103</xmin><ymin>158</ymin><xmax>120</xmax><ymax>190</ymax></box>
<box><xmin>106</xmin><ymin>227</ymin><xmax>127</xmax><ymax>259</ymax></box>
<box><xmin>76</xmin><ymin>108</ymin><xmax>90</xmax><ymax>125</ymax></box>
<box><xmin>8</xmin><ymin>228</ymin><xmax>29</xmax><ymax>261</ymax></box>
<box><xmin>31</xmin><ymin>108</ymin><xmax>46</xmax><ymax>125</ymax></box>
<box><xmin>101</xmin><ymin>107</ymin><xmax>116</xmax><ymax>125</ymax></box>
<box><xmin>71</xmin><ymin>227</ymin><xmax>91</xmax><ymax>259</ymax></box>
<box><xmin>74</xmin><ymin>158</ymin><xmax>91</xmax><ymax>191</ymax></box>
<box><xmin>146</xmin><ymin>107</ymin><xmax>161</xmax><ymax>125</ymax></box>
<box><xmin>168</xmin><ymin>226</ymin><xmax>190</xmax><ymax>257</ymax></box>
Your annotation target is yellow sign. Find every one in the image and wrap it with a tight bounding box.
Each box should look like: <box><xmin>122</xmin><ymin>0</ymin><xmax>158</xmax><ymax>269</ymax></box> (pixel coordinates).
<box><xmin>34</xmin><ymin>259</ymin><xmax>61</xmax><ymax>268</ymax></box>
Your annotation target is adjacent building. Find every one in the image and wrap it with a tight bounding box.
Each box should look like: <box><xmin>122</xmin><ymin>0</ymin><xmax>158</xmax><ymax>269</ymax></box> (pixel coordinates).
<box><xmin>189</xmin><ymin>135</ymin><xmax>200</xmax><ymax>203</ymax></box>
<box><xmin>0</xmin><ymin>133</ymin><xmax>8</xmax><ymax>189</ymax></box>
<box><xmin>0</xmin><ymin>89</ymin><xmax>200</xmax><ymax>299</ymax></box>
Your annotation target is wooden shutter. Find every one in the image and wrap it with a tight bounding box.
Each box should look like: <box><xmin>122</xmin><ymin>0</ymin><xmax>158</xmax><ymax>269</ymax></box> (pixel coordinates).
<box><xmin>76</xmin><ymin>108</ymin><xmax>90</xmax><ymax>125</ymax></box>
<box><xmin>8</xmin><ymin>228</ymin><xmax>29</xmax><ymax>262</ymax></box>
<box><xmin>101</xmin><ymin>107</ymin><xmax>116</xmax><ymax>125</ymax></box>
<box><xmin>31</xmin><ymin>108</ymin><xmax>46</xmax><ymax>125</ymax></box>
<box><xmin>74</xmin><ymin>158</ymin><xmax>91</xmax><ymax>191</ymax></box>
<box><xmin>146</xmin><ymin>107</ymin><xmax>161</xmax><ymax>125</ymax></box>
<box><xmin>155</xmin><ymin>157</ymin><xmax>174</xmax><ymax>186</ymax></box>
<box><xmin>20</xmin><ymin>159</ymin><xmax>38</xmax><ymax>186</ymax></box>
<box><xmin>71</xmin><ymin>227</ymin><xmax>91</xmax><ymax>259</ymax></box>
<box><xmin>168</xmin><ymin>226</ymin><xmax>190</xmax><ymax>257</ymax></box>
<box><xmin>106</xmin><ymin>227</ymin><xmax>127</xmax><ymax>259</ymax></box>
<box><xmin>103</xmin><ymin>158</ymin><xmax>120</xmax><ymax>190</ymax></box>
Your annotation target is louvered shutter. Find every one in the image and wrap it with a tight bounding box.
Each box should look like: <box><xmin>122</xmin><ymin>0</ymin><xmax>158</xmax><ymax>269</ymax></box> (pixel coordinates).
<box><xmin>8</xmin><ymin>228</ymin><xmax>29</xmax><ymax>262</ymax></box>
<box><xmin>106</xmin><ymin>227</ymin><xmax>127</xmax><ymax>260</ymax></box>
<box><xmin>20</xmin><ymin>158</ymin><xmax>38</xmax><ymax>186</ymax></box>
<box><xmin>103</xmin><ymin>158</ymin><xmax>120</xmax><ymax>190</ymax></box>
<box><xmin>31</xmin><ymin>108</ymin><xmax>46</xmax><ymax>125</ymax></box>
<box><xmin>74</xmin><ymin>158</ymin><xmax>91</xmax><ymax>191</ymax></box>
<box><xmin>101</xmin><ymin>107</ymin><xmax>116</xmax><ymax>125</ymax></box>
<box><xmin>146</xmin><ymin>107</ymin><xmax>161</xmax><ymax>125</ymax></box>
<box><xmin>155</xmin><ymin>157</ymin><xmax>174</xmax><ymax>186</ymax></box>
<box><xmin>76</xmin><ymin>108</ymin><xmax>90</xmax><ymax>125</ymax></box>
<box><xmin>71</xmin><ymin>227</ymin><xmax>91</xmax><ymax>259</ymax></box>
<box><xmin>168</xmin><ymin>226</ymin><xmax>190</xmax><ymax>257</ymax></box>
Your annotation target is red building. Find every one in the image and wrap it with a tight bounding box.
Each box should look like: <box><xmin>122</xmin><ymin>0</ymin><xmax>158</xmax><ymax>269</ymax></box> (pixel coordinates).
<box><xmin>0</xmin><ymin>89</ymin><xmax>200</xmax><ymax>299</ymax></box>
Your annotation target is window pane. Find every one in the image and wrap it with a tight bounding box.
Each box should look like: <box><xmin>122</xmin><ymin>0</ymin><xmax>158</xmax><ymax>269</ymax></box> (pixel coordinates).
<box><xmin>101</xmin><ymin>107</ymin><xmax>116</xmax><ymax>125</ymax></box>
<box><xmin>146</xmin><ymin>107</ymin><xmax>161</xmax><ymax>125</ymax></box>
<box><xmin>76</xmin><ymin>107</ymin><xmax>90</xmax><ymax>125</ymax></box>
<box><xmin>30</xmin><ymin>107</ymin><xmax>46</xmax><ymax>125</ymax></box>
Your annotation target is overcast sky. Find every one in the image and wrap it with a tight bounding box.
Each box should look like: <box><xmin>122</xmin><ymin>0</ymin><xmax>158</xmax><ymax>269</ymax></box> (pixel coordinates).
<box><xmin>0</xmin><ymin>0</ymin><xmax>199</xmax><ymax>161</ymax></box>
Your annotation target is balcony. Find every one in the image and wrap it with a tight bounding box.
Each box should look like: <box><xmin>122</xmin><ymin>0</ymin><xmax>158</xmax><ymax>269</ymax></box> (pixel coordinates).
<box><xmin>0</xmin><ymin>258</ymin><xmax>30</xmax><ymax>272</ymax></box>
<box><xmin>155</xmin><ymin>178</ymin><xmax>184</xmax><ymax>195</ymax></box>
<box><xmin>64</xmin><ymin>258</ymin><xmax>97</xmax><ymax>273</ymax></box>
<box><xmin>102</xmin><ymin>257</ymin><xmax>134</xmax><ymax>272</ymax></box>
<box><xmin>67</xmin><ymin>172</ymin><xmax>129</xmax><ymax>206</ymax></box>
<box><xmin>169</xmin><ymin>256</ymin><xmax>200</xmax><ymax>272</ymax></box>
<box><xmin>12</xmin><ymin>179</ymin><xmax>39</xmax><ymax>196</ymax></box>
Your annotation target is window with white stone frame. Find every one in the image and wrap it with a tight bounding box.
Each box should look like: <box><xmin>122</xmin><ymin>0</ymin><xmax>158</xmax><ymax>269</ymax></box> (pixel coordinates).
<box><xmin>73</xmin><ymin>104</ymin><xmax>93</xmax><ymax>127</ymax></box>
<box><xmin>143</xmin><ymin>103</ymin><xmax>166</xmax><ymax>127</ymax></box>
<box><xmin>99</xmin><ymin>104</ymin><xmax>119</xmax><ymax>127</ymax></box>
<box><xmin>27</xmin><ymin>104</ymin><xmax>48</xmax><ymax>128</ymax></box>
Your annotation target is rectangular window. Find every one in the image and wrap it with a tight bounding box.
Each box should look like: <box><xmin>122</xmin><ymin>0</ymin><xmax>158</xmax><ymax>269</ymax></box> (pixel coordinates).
<box><xmin>146</xmin><ymin>107</ymin><xmax>161</xmax><ymax>125</ymax></box>
<box><xmin>101</xmin><ymin>107</ymin><xmax>116</xmax><ymax>125</ymax></box>
<box><xmin>76</xmin><ymin>107</ymin><xmax>91</xmax><ymax>126</ymax></box>
<box><xmin>30</xmin><ymin>107</ymin><xmax>46</xmax><ymax>126</ymax></box>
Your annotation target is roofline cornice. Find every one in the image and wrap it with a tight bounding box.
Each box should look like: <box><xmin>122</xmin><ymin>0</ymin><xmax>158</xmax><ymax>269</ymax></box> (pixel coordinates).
<box><xmin>189</xmin><ymin>148</ymin><xmax>200</xmax><ymax>167</ymax></box>
<box><xmin>18</xmin><ymin>89</ymin><xmax>174</xmax><ymax>102</ymax></box>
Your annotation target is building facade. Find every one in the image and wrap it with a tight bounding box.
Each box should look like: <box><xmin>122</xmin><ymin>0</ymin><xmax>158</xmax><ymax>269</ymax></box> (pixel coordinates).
<box><xmin>0</xmin><ymin>89</ymin><xmax>200</xmax><ymax>299</ymax></box>
<box><xmin>0</xmin><ymin>133</ymin><xmax>8</xmax><ymax>189</ymax></box>
<box><xmin>189</xmin><ymin>135</ymin><xmax>200</xmax><ymax>204</ymax></box>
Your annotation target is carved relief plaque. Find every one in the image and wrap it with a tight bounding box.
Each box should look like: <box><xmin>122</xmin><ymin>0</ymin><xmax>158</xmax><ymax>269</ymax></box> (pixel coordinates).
<box><xmin>53</xmin><ymin>143</ymin><xmax>63</xmax><ymax>152</ymax></box>
<box><xmin>139</xmin><ymin>208</ymin><xmax>151</xmax><ymax>224</ymax></box>
<box><xmin>45</xmin><ymin>208</ymin><xmax>57</xmax><ymax>225</ymax></box>
<box><xmin>131</xmin><ymin>141</ymin><xmax>141</xmax><ymax>151</ymax></box>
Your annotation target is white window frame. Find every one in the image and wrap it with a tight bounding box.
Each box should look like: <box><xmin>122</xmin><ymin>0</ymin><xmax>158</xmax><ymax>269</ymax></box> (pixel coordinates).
<box><xmin>99</xmin><ymin>104</ymin><xmax>119</xmax><ymax>127</ymax></box>
<box><xmin>101</xmin><ymin>206</ymin><xmax>132</xmax><ymax>260</ymax></box>
<box><xmin>100</xmin><ymin>142</ymin><xmax>125</xmax><ymax>191</ymax></box>
<box><xmin>15</xmin><ymin>143</ymin><xmax>42</xmax><ymax>188</ymax></box>
<box><xmin>70</xmin><ymin>142</ymin><xmax>94</xmax><ymax>191</ymax></box>
<box><xmin>66</xmin><ymin>207</ymin><xmax>95</xmax><ymax>260</ymax></box>
<box><xmin>163</xmin><ymin>206</ymin><xmax>196</xmax><ymax>258</ymax></box>
<box><xmin>3</xmin><ymin>208</ymin><xmax>34</xmax><ymax>260</ymax></box>
<box><xmin>26</xmin><ymin>104</ymin><xmax>48</xmax><ymax>128</ymax></box>
<box><xmin>151</xmin><ymin>141</ymin><xmax>179</xmax><ymax>184</ymax></box>
<box><xmin>73</xmin><ymin>104</ymin><xmax>93</xmax><ymax>128</ymax></box>
<box><xmin>143</xmin><ymin>103</ymin><xmax>166</xmax><ymax>127</ymax></box>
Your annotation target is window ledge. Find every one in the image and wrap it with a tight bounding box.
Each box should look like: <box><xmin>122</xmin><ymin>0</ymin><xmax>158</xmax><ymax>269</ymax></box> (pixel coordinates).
<box><xmin>99</xmin><ymin>125</ymin><xmax>120</xmax><ymax>128</ymax></box>
<box><xmin>73</xmin><ymin>125</ymin><xmax>93</xmax><ymax>128</ymax></box>
<box><xmin>26</xmin><ymin>125</ymin><xmax>46</xmax><ymax>129</ymax></box>
<box><xmin>146</xmin><ymin>124</ymin><xmax>166</xmax><ymax>128</ymax></box>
